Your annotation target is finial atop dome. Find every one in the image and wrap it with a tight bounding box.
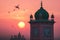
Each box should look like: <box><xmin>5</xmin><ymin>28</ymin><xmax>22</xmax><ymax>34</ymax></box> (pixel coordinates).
<box><xmin>41</xmin><ymin>0</ymin><xmax>43</xmax><ymax>7</ymax></box>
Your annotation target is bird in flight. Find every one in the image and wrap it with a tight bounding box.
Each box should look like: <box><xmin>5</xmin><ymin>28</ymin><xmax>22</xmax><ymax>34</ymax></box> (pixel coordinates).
<box><xmin>8</xmin><ymin>4</ymin><xmax>20</xmax><ymax>14</ymax></box>
<box><xmin>15</xmin><ymin>5</ymin><xmax>20</xmax><ymax>9</ymax></box>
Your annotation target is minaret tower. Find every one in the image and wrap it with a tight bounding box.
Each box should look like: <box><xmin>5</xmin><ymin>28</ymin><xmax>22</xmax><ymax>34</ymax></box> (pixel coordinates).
<box><xmin>29</xmin><ymin>1</ymin><xmax>55</xmax><ymax>40</ymax></box>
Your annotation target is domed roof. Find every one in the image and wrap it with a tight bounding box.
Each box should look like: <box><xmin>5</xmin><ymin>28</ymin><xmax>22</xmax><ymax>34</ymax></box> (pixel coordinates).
<box><xmin>30</xmin><ymin>14</ymin><xmax>33</xmax><ymax>18</ymax></box>
<box><xmin>51</xmin><ymin>14</ymin><xmax>54</xmax><ymax>18</ymax></box>
<box><xmin>34</xmin><ymin>2</ymin><xmax>49</xmax><ymax>20</ymax></box>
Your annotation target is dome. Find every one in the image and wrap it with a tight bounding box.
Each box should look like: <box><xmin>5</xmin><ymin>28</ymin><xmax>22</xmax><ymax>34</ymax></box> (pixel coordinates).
<box><xmin>30</xmin><ymin>14</ymin><xmax>33</xmax><ymax>18</ymax></box>
<box><xmin>35</xmin><ymin>7</ymin><xmax>49</xmax><ymax>20</ymax></box>
<box><xmin>51</xmin><ymin>14</ymin><xmax>54</xmax><ymax>18</ymax></box>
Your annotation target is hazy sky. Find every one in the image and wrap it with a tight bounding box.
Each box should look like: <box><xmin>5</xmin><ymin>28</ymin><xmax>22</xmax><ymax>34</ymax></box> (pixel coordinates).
<box><xmin>0</xmin><ymin>0</ymin><xmax>60</xmax><ymax>39</ymax></box>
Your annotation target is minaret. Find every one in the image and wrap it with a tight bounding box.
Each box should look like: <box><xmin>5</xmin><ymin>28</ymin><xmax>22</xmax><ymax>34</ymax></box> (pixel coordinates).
<box><xmin>18</xmin><ymin>32</ymin><xmax>21</xmax><ymax>40</ymax></box>
<box><xmin>29</xmin><ymin>1</ymin><xmax>55</xmax><ymax>40</ymax></box>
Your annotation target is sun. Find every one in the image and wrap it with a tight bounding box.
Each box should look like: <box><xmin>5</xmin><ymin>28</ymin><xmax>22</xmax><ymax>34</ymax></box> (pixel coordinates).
<box><xmin>18</xmin><ymin>21</ymin><xmax>25</xmax><ymax>28</ymax></box>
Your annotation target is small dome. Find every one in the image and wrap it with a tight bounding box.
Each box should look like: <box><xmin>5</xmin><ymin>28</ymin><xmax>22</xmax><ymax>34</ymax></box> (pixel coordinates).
<box><xmin>51</xmin><ymin>14</ymin><xmax>54</xmax><ymax>18</ymax></box>
<box><xmin>35</xmin><ymin>7</ymin><xmax>49</xmax><ymax>20</ymax></box>
<box><xmin>30</xmin><ymin>14</ymin><xmax>33</xmax><ymax>18</ymax></box>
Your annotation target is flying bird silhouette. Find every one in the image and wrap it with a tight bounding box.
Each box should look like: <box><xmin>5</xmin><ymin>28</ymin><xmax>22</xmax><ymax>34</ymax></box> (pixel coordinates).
<box><xmin>15</xmin><ymin>5</ymin><xmax>20</xmax><ymax>9</ymax></box>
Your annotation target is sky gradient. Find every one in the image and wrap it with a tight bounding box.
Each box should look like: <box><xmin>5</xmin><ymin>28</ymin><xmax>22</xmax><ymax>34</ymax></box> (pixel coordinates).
<box><xmin>0</xmin><ymin>0</ymin><xmax>60</xmax><ymax>39</ymax></box>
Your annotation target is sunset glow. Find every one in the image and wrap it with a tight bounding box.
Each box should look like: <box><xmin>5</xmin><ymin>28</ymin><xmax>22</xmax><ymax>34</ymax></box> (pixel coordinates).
<box><xmin>18</xmin><ymin>21</ymin><xmax>25</xmax><ymax>28</ymax></box>
<box><xmin>0</xmin><ymin>0</ymin><xmax>60</xmax><ymax>39</ymax></box>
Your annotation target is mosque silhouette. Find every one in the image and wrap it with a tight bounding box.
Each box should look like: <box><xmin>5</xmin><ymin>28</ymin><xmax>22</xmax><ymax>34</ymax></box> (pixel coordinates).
<box><xmin>10</xmin><ymin>1</ymin><xmax>55</xmax><ymax>40</ymax></box>
<box><xmin>10</xmin><ymin>32</ymin><xmax>26</xmax><ymax>40</ymax></box>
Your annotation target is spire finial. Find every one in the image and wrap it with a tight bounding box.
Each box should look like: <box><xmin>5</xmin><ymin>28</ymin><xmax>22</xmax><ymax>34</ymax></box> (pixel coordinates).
<box><xmin>41</xmin><ymin>0</ymin><xmax>43</xmax><ymax>7</ymax></box>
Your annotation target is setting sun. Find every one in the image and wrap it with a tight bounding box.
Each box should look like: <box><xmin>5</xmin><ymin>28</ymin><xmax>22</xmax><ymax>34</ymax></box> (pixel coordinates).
<box><xmin>18</xmin><ymin>21</ymin><xmax>25</xmax><ymax>28</ymax></box>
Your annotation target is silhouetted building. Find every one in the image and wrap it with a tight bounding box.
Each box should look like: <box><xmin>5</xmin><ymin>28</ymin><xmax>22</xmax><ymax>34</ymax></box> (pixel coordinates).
<box><xmin>29</xmin><ymin>1</ymin><xmax>55</xmax><ymax>40</ymax></box>
<box><xmin>10</xmin><ymin>32</ymin><xmax>26</xmax><ymax>40</ymax></box>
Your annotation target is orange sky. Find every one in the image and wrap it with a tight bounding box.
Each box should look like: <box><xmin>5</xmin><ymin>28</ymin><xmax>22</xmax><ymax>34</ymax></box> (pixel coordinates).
<box><xmin>0</xmin><ymin>0</ymin><xmax>60</xmax><ymax>39</ymax></box>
